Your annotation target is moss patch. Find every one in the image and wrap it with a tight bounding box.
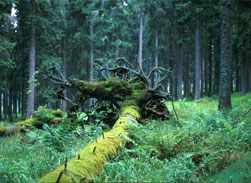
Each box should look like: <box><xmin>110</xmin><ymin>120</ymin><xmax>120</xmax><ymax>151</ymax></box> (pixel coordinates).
<box><xmin>0</xmin><ymin>125</ymin><xmax>6</xmax><ymax>136</ymax></box>
<box><xmin>71</xmin><ymin>78</ymin><xmax>132</xmax><ymax>100</ymax></box>
<box><xmin>1</xmin><ymin>107</ymin><xmax>65</xmax><ymax>137</ymax></box>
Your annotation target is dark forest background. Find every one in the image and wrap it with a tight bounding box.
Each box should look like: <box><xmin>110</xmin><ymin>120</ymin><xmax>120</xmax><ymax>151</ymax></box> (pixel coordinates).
<box><xmin>0</xmin><ymin>0</ymin><xmax>251</xmax><ymax>121</ymax></box>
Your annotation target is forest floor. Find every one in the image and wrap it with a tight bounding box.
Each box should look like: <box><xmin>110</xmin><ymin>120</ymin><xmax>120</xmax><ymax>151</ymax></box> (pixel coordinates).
<box><xmin>0</xmin><ymin>93</ymin><xmax>250</xmax><ymax>183</ymax></box>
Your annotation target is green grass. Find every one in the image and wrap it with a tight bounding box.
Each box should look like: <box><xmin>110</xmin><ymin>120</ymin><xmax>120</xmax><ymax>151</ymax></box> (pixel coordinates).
<box><xmin>0</xmin><ymin>122</ymin><xmax>104</xmax><ymax>183</ymax></box>
<box><xmin>0</xmin><ymin>93</ymin><xmax>250</xmax><ymax>182</ymax></box>
<box><xmin>207</xmin><ymin>152</ymin><xmax>251</xmax><ymax>183</ymax></box>
<box><xmin>95</xmin><ymin>93</ymin><xmax>251</xmax><ymax>182</ymax></box>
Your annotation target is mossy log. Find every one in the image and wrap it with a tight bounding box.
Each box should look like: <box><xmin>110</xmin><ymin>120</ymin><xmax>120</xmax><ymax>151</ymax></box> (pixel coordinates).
<box><xmin>39</xmin><ymin>106</ymin><xmax>139</xmax><ymax>183</ymax></box>
<box><xmin>0</xmin><ymin>108</ymin><xmax>65</xmax><ymax>137</ymax></box>
<box><xmin>39</xmin><ymin>78</ymin><xmax>151</xmax><ymax>182</ymax></box>
<box><xmin>40</xmin><ymin>78</ymin><xmax>169</xmax><ymax>182</ymax></box>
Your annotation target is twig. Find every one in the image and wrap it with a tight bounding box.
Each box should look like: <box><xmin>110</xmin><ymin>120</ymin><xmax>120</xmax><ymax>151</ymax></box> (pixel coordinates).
<box><xmin>233</xmin><ymin>108</ymin><xmax>251</xmax><ymax>126</ymax></box>
<box><xmin>56</xmin><ymin>171</ymin><xmax>64</xmax><ymax>183</ymax></box>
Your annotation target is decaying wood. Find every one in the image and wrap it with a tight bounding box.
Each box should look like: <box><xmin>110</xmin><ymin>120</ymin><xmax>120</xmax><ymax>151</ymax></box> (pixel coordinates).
<box><xmin>39</xmin><ymin>61</ymin><xmax>173</xmax><ymax>182</ymax></box>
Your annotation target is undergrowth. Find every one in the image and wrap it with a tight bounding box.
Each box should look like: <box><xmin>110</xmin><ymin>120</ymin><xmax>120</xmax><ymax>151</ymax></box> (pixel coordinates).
<box><xmin>96</xmin><ymin>93</ymin><xmax>251</xmax><ymax>183</ymax></box>
<box><xmin>0</xmin><ymin>121</ymin><xmax>104</xmax><ymax>183</ymax></box>
<box><xmin>0</xmin><ymin>93</ymin><xmax>250</xmax><ymax>183</ymax></box>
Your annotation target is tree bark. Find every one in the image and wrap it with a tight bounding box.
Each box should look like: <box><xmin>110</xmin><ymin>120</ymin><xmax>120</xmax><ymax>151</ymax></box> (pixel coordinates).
<box><xmin>201</xmin><ymin>57</ymin><xmax>204</xmax><ymax>97</ymax></box>
<box><xmin>138</xmin><ymin>7</ymin><xmax>144</xmax><ymax>71</ymax></box>
<box><xmin>115</xmin><ymin>35</ymin><xmax>119</xmax><ymax>60</ymax></box>
<box><xmin>241</xmin><ymin>49</ymin><xmax>247</xmax><ymax>94</ymax></box>
<box><xmin>248</xmin><ymin>41</ymin><xmax>251</xmax><ymax>92</ymax></box>
<box><xmin>13</xmin><ymin>92</ymin><xmax>17</xmax><ymax>119</ymax></box>
<box><xmin>195</xmin><ymin>14</ymin><xmax>201</xmax><ymax>99</ymax></box>
<box><xmin>18</xmin><ymin>93</ymin><xmax>21</xmax><ymax>117</ymax></box>
<box><xmin>90</xmin><ymin>24</ymin><xmax>94</xmax><ymax>82</ymax></box>
<box><xmin>208</xmin><ymin>39</ymin><xmax>213</xmax><ymax>96</ymax></box>
<box><xmin>214</xmin><ymin>26</ymin><xmax>221</xmax><ymax>94</ymax></box>
<box><xmin>177</xmin><ymin>45</ymin><xmax>183</xmax><ymax>100</ymax></box>
<box><xmin>8</xmin><ymin>88</ymin><xmax>13</xmax><ymax>122</ymax></box>
<box><xmin>154</xmin><ymin>30</ymin><xmax>159</xmax><ymax>83</ymax></box>
<box><xmin>218</xmin><ymin>0</ymin><xmax>233</xmax><ymax>110</ymax></box>
<box><xmin>62</xmin><ymin>36</ymin><xmax>67</xmax><ymax>112</ymax></box>
<box><xmin>184</xmin><ymin>57</ymin><xmax>190</xmax><ymax>98</ymax></box>
<box><xmin>26</xmin><ymin>22</ymin><xmax>36</xmax><ymax>119</ymax></box>
<box><xmin>0</xmin><ymin>91</ymin><xmax>2</xmax><ymax>121</ymax></box>
<box><xmin>204</xmin><ymin>51</ymin><xmax>208</xmax><ymax>96</ymax></box>
<box><xmin>235</xmin><ymin>52</ymin><xmax>241</xmax><ymax>92</ymax></box>
<box><xmin>21</xmin><ymin>80</ymin><xmax>26</xmax><ymax>116</ymax></box>
<box><xmin>4</xmin><ymin>86</ymin><xmax>8</xmax><ymax>120</ymax></box>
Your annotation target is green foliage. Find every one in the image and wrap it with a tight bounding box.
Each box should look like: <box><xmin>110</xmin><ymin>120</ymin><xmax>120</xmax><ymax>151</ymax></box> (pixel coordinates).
<box><xmin>207</xmin><ymin>153</ymin><xmax>251</xmax><ymax>183</ymax></box>
<box><xmin>0</xmin><ymin>121</ymin><xmax>104</xmax><ymax>183</ymax></box>
<box><xmin>96</xmin><ymin>93</ymin><xmax>251</xmax><ymax>182</ymax></box>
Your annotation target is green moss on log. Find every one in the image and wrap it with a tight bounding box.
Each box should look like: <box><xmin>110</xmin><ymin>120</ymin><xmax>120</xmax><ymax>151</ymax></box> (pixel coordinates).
<box><xmin>71</xmin><ymin>78</ymin><xmax>132</xmax><ymax>100</ymax></box>
<box><xmin>0</xmin><ymin>107</ymin><xmax>65</xmax><ymax>137</ymax></box>
<box><xmin>39</xmin><ymin>105</ymin><xmax>139</xmax><ymax>183</ymax></box>
<box><xmin>0</xmin><ymin>125</ymin><xmax>6</xmax><ymax>136</ymax></box>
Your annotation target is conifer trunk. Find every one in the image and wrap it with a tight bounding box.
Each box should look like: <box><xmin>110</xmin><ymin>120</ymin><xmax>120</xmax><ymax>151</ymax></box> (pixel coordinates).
<box><xmin>26</xmin><ymin>22</ymin><xmax>36</xmax><ymax>119</ymax></box>
<box><xmin>0</xmin><ymin>91</ymin><xmax>2</xmax><ymax>121</ymax></box>
<box><xmin>154</xmin><ymin>30</ymin><xmax>159</xmax><ymax>82</ymax></box>
<box><xmin>115</xmin><ymin>35</ymin><xmax>119</xmax><ymax>60</ymax></box>
<box><xmin>138</xmin><ymin>7</ymin><xmax>144</xmax><ymax>71</ymax></box>
<box><xmin>184</xmin><ymin>57</ymin><xmax>190</xmax><ymax>98</ymax></box>
<box><xmin>62</xmin><ymin>36</ymin><xmax>67</xmax><ymax>112</ymax></box>
<box><xmin>4</xmin><ymin>86</ymin><xmax>8</xmax><ymax>120</ymax></box>
<box><xmin>90</xmin><ymin>24</ymin><xmax>94</xmax><ymax>82</ymax></box>
<box><xmin>8</xmin><ymin>88</ymin><xmax>13</xmax><ymax>122</ymax></box>
<box><xmin>177</xmin><ymin>45</ymin><xmax>183</xmax><ymax>100</ymax></box>
<box><xmin>208</xmin><ymin>39</ymin><xmax>213</xmax><ymax>96</ymax></box>
<box><xmin>195</xmin><ymin>14</ymin><xmax>201</xmax><ymax>99</ymax></box>
<box><xmin>219</xmin><ymin>0</ymin><xmax>233</xmax><ymax>110</ymax></box>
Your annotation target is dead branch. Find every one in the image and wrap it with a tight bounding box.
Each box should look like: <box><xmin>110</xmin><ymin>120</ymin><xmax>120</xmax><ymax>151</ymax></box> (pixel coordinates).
<box><xmin>233</xmin><ymin>108</ymin><xmax>251</xmax><ymax>126</ymax></box>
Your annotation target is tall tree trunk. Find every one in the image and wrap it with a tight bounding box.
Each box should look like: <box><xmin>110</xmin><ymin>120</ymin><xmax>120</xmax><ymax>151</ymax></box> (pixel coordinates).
<box><xmin>138</xmin><ymin>7</ymin><xmax>144</xmax><ymax>71</ymax></box>
<box><xmin>241</xmin><ymin>49</ymin><xmax>247</xmax><ymax>94</ymax></box>
<box><xmin>115</xmin><ymin>35</ymin><xmax>119</xmax><ymax>60</ymax></box>
<box><xmin>18</xmin><ymin>93</ymin><xmax>21</xmax><ymax>117</ymax></box>
<box><xmin>204</xmin><ymin>51</ymin><xmax>208</xmax><ymax>96</ymax></box>
<box><xmin>201</xmin><ymin>57</ymin><xmax>205</xmax><ymax>97</ymax></box>
<box><xmin>89</xmin><ymin>22</ymin><xmax>94</xmax><ymax>108</ymax></box>
<box><xmin>235</xmin><ymin>52</ymin><xmax>241</xmax><ymax>92</ymax></box>
<box><xmin>154</xmin><ymin>30</ymin><xmax>158</xmax><ymax>83</ymax></box>
<box><xmin>214</xmin><ymin>27</ymin><xmax>221</xmax><ymax>94</ymax></box>
<box><xmin>8</xmin><ymin>88</ymin><xmax>13</xmax><ymax>122</ymax></box>
<box><xmin>184</xmin><ymin>57</ymin><xmax>190</xmax><ymax>98</ymax></box>
<box><xmin>13</xmin><ymin>92</ymin><xmax>17</xmax><ymax>118</ymax></box>
<box><xmin>195</xmin><ymin>14</ymin><xmax>201</xmax><ymax>99</ymax></box>
<box><xmin>21</xmin><ymin>80</ymin><xmax>26</xmax><ymax>116</ymax></box>
<box><xmin>62</xmin><ymin>36</ymin><xmax>67</xmax><ymax>112</ymax></box>
<box><xmin>0</xmin><ymin>91</ymin><xmax>2</xmax><ymax>121</ymax></box>
<box><xmin>248</xmin><ymin>40</ymin><xmax>251</xmax><ymax>92</ymax></box>
<box><xmin>170</xmin><ymin>59</ymin><xmax>174</xmax><ymax>98</ymax></box>
<box><xmin>4</xmin><ymin>86</ymin><xmax>8</xmax><ymax>120</ymax></box>
<box><xmin>177</xmin><ymin>45</ymin><xmax>183</xmax><ymax>100</ymax></box>
<box><xmin>208</xmin><ymin>39</ymin><xmax>213</xmax><ymax>96</ymax></box>
<box><xmin>26</xmin><ymin>23</ymin><xmax>36</xmax><ymax>119</ymax></box>
<box><xmin>90</xmin><ymin>24</ymin><xmax>94</xmax><ymax>82</ymax></box>
<box><xmin>219</xmin><ymin>0</ymin><xmax>233</xmax><ymax>110</ymax></box>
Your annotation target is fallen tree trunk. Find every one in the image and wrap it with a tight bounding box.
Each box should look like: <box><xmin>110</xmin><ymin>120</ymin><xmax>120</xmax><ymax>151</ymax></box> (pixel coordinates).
<box><xmin>39</xmin><ymin>70</ymin><xmax>171</xmax><ymax>182</ymax></box>
<box><xmin>0</xmin><ymin>107</ymin><xmax>65</xmax><ymax>137</ymax></box>
<box><xmin>39</xmin><ymin>105</ymin><xmax>139</xmax><ymax>183</ymax></box>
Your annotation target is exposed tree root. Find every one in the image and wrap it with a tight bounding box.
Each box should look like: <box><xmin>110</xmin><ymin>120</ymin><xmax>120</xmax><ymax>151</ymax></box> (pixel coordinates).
<box><xmin>39</xmin><ymin>62</ymin><xmax>172</xmax><ymax>182</ymax></box>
